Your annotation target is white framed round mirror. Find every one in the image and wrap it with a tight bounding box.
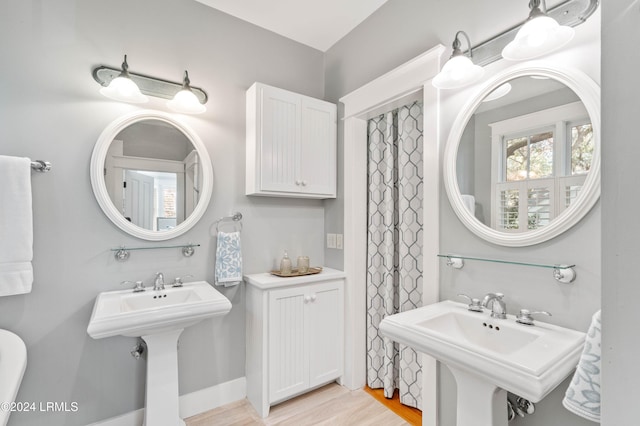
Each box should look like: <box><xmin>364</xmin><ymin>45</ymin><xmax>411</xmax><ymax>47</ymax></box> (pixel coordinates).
<box><xmin>443</xmin><ymin>63</ymin><xmax>600</xmax><ymax>247</ymax></box>
<box><xmin>90</xmin><ymin>110</ymin><xmax>213</xmax><ymax>241</ymax></box>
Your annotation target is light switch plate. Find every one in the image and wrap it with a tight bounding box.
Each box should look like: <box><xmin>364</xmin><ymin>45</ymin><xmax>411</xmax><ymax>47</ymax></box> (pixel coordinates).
<box><xmin>326</xmin><ymin>233</ymin><xmax>337</xmax><ymax>249</ymax></box>
<box><xmin>336</xmin><ymin>234</ymin><xmax>343</xmax><ymax>250</ymax></box>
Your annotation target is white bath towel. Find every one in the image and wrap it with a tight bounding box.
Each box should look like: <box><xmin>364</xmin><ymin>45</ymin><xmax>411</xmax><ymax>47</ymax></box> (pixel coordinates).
<box><xmin>0</xmin><ymin>156</ymin><xmax>33</xmax><ymax>296</ymax></box>
<box><xmin>563</xmin><ymin>310</ymin><xmax>601</xmax><ymax>423</ymax></box>
<box><xmin>460</xmin><ymin>194</ymin><xmax>475</xmax><ymax>216</ymax></box>
<box><xmin>214</xmin><ymin>231</ymin><xmax>242</xmax><ymax>287</ymax></box>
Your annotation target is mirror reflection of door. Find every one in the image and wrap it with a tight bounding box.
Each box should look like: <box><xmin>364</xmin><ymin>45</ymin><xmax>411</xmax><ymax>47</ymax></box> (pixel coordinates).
<box><xmin>103</xmin><ymin>120</ymin><xmax>199</xmax><ymax>232</ymax></box>
<box><xmin>124</xmin><ymin>170</ymin><xmax>179</xmax><ymax>231</ymax></box>
<box><xmin>123</xmin><ymin>170</ymin><xmax>154</xmax><ymax>229</ymax></box>
<box><xmin>184</xmin><ymin>150</ymin><xmax>201</xmax><ymax>219</ymax></box>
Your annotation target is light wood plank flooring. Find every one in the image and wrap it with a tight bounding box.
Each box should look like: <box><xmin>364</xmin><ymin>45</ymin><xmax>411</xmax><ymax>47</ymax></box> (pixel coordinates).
<box><xmin>186</xmin><ymin>383</ymin><xmax>409</xmax><ymax>426</ymax></box>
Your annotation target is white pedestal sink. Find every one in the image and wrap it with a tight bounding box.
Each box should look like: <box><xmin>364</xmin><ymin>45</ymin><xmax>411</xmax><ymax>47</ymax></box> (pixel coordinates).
<box><xmin>380</xmin><ymin>300</ymin><xmax>586</xmax><ymax>426</ymax></box>
<box><xmin>87</xmin><ymin>281</ymin><xmax>232</xmax><ymax>426</ymax></box>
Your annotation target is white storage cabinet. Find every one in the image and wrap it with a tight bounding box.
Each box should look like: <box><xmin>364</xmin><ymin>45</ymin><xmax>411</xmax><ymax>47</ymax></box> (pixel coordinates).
<box><xmin>246</xmin><ymin>82</ymin><xmax>337</xmax><ymax>198</ymax></box>
<box><xmin>244</xmin><ymin>268</ymin><xmax>345</xmax><ymax>417</ymax></box>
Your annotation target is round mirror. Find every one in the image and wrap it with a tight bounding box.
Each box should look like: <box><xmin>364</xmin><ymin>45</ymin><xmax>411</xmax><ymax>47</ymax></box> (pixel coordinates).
<box><xmin>90</xmin><ymin>110</ymin><xmax>213</xmax><ymax>241</ymax></box>
<box><xmin>443</xmin><ymin>63</ymin><xmax>600</xmax><ymax>246</ymax></box>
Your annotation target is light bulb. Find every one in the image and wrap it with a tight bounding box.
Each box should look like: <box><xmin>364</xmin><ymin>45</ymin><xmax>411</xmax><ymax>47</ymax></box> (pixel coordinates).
<box><xmin>167</xmin><ymin>89</ymin><xmax>206</xmax><ymax>114</ymax></box>
<box><xmin>433</xmin><ymin>55</ymin><xmax>484</xmax><ymax>90</ymax></box>
<box><xmin>167</xmin><ymin>71</ymin><xmax>206</xmax><ymax>114</ymax></box>
<box><xmin>502</xmin><ymin>15</ymin><xmax>574</xmax><ymax>61</ymax></box>
<box><xmin>100</xmin><ymin>76</ymin><xmax>148</xmax><ymax>104</ymax></box>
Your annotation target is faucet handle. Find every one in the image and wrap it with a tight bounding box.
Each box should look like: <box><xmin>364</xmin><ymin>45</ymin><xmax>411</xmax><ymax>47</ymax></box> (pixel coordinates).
<box><xmin>516</xmin><ymin>309</ymin><xmax>551</xmax><ymax>326</ymax></box>
<box><xmin>121</xmin><ymin>280</ymin><xmax>145</xmax><ymax>292</ymax></box>
<box><xmin>172</xmin><ymin>274</ymin><xmax>194</xmax><ymax>287</ymax></box>
<box><xmin>457</xmin><ymin>294</ymin><xmax>484</xmax><ymax>312</ymax></box>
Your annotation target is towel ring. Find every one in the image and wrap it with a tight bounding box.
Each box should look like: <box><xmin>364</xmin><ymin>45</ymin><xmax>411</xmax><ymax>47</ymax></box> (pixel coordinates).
<box><xmin>212</xmin><ymin>212</ymin><xmax>243</xmax><ymax>234</ymax></box>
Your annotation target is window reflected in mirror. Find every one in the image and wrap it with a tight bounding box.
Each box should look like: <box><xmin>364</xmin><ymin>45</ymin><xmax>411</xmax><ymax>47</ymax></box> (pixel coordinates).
<box><xmin>456</xmin><ymin>75</ymin><xmax>594</xmax><ymax>233</ymax></box>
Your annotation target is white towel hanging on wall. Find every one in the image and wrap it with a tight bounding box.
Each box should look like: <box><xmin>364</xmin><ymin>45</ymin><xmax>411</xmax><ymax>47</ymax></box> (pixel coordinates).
<box><xmin>0</xmin><ymin>156</ymin><xmax>34</xmax><ymax>296</ymax></box>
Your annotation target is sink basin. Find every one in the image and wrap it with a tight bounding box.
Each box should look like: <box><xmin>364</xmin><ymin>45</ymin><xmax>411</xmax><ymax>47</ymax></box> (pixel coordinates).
<box><xmin>417</xmin><ymin>311</ymin><xmax>541</xmax><ymax>355</ymax></box>
<box><xmin>87</xmin><ymin>281</ymin><xmax>232</xmax><ymax>338</ymax></box>
<box><xmin>380</xmin><ymin>300</ymin><xmax>586</xmax><ymax>426</ymax></box>
<box><xmin>0</xmin><ymin>330</ymin><xmax>27</xmax><ymax>426</ymax></box>
<box><xmin>87</xmin><ymin>281</ymin><xmax>232</xmax><ymax>426</ymax></box>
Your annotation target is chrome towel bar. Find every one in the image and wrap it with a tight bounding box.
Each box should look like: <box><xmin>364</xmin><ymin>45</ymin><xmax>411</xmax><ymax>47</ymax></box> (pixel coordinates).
<box><xmin>30</xmin><ymin>160</ymin><xmax>51</xmax><ymax>172</ymax></box>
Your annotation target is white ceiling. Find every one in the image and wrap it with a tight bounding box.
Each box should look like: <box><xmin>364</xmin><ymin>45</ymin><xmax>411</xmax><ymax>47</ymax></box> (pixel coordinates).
<box><xmin>194</xmin><ymin>0</ymin><xmax>389</xmax><ymax>52</ymax></box>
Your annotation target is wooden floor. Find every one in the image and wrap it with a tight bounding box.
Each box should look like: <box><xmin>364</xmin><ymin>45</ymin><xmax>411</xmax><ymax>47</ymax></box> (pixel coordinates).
<box><xmin>363</xmin><ymin>386</ymin><xmax>421</xmax><ymax>426</ymax></box>
<box><xmin>185</xmin><ymin>383</ymin><xmax>410</xmax><ymax>426</ymax></box>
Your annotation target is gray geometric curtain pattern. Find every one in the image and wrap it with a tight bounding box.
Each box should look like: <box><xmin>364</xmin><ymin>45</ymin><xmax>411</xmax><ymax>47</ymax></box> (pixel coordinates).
<box><xmin>366</xmin><ymin>101</ymin><xmax>424</xmax><ymax>410</ymax></box>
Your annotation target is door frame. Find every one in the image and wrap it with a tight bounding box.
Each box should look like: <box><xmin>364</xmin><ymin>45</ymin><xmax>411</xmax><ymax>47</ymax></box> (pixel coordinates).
<box><xmin>339</xmin><ymin>44</ymin><xmax>445</xmax><ymax>426</ymax></box>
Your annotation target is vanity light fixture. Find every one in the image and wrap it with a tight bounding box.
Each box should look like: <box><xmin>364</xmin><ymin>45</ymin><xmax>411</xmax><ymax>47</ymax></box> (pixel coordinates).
<box><xmin>166</xmin><ymin>71</ymin><xmax>206</xmax><ymax>114</ymax></box>
<box><xmin>502</xmin><ymin>0</ymin><xmax>575</xmax><ymax>61</ymax></box>
<box><xmin>93</xmin><ymin>56</ymin><xmax>208</xmax><ymax>114</ymax></box>
<box><xmin>98</xmin><ymin>55</ymin><xmax>149</xmax><ymax>104</ymax></box>
<box><xmin>432</xmin><ymin>31</ymin><xmax>484</xmax><ymax>90</ymax></box>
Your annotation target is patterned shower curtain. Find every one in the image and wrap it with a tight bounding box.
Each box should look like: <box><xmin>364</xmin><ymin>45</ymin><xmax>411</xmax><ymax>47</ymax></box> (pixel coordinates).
<box><xmin>366</xmin><ymin>101</ymin><xmax>423</xmax><ymax>409</ymax></box>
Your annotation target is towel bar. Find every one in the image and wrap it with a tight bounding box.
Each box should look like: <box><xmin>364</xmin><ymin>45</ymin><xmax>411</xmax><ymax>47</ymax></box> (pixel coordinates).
<box><xmin>30</xmin><ymin>160</ymin><xmax>51</xmax><ymax>172</ymax></box>
<box><xmin>111</xmin><ymin>244</ymin><xmax>200</xmax><ymax>262</ymax></box>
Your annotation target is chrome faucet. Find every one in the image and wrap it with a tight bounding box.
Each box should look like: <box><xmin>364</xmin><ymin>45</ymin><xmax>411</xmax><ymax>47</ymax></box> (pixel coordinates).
<box><xmin>482</xmin><ymin>293</ymin><xmax>507</xmax><ymax>319</ymax></box>
<box><xmin>154</xmin><ymin>272</ymin><xmax>165</xmax><ymax>291</ymax></box>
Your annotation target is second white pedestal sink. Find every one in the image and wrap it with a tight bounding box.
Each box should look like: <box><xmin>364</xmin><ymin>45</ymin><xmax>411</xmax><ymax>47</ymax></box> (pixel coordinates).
<box><xmin>87</xmin><ymin>281</ymin><xmax>232</xmax><ymax>426</ymax></box>
<box><xmin>380</xmin><ymin>300</ymin><xmax>586</xmax><ymax>426</ymax></box>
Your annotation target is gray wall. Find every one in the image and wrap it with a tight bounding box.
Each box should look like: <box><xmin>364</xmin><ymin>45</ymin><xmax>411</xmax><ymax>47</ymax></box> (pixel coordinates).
<box><xmin>324</xmin><ymin>1</ymin><xmax>600</xmax><ymax>425</ymax></box>
<box><xmin>117</xmin><ymin>121</ymin><xmax>194</xmax><ymax>161</ymax></box>
<box><xmin>601</xmin><ymin>1</ymin><xmax>640</xmax><ymax>424</ymax></box>
<box><xmin>0</xmin><ymin>0</ymin><xmax>326</xmax><ymax>424</ymax></box>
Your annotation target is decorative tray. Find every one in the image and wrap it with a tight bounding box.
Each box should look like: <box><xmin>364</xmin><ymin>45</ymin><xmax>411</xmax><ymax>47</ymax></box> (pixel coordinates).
<box><xmin>270</xmin><ymin>267</ymin><xmax>323</xmax><ymax>278</ymax></box>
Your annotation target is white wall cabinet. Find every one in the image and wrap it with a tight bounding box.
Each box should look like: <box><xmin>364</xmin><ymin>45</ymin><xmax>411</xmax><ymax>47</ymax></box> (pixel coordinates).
<box><xmin>246</xmin><ymin>82</ymin><xmax>337</xmax><ymax>199</ymax></box>
<box><xmin>245</xmin><ymin>268</ymin><xmax>345</xmax><ymax>418</ymax></box>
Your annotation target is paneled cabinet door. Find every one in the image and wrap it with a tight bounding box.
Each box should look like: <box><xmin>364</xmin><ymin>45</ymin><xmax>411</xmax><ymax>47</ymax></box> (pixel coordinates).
<box><xmin>268</xmin><ymin>287</ymin><xmax>308</xmax><ymax>402</ymax></box>
<box><xmin>259</xmin><ymin>85</ymin><xmax>302</xmax><ymax>194</ymax></box>
<box><xmin>246</xmin><ymin>82</ymin><xmax>337</xmax><ymax>198</ymax></box>
<box><xmin>307</xmin><ymin>282</ymin><xmax>343</xmax><ymax>387</ymax></box>
<box><xmin>299</xmin><ymin>98</ymin><xmax>337</xmax><ymax>197</ymax></box>
<box><xmin>268</xmin><ymin>281</ymin><xmax>343</xmax><ymax>403</ymax></box>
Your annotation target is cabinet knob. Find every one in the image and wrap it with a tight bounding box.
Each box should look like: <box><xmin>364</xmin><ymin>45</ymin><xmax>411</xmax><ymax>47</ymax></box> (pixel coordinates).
<box><xmin>301</xmin><ymin>180</ymin><xmax>308</xmax><ymax>186</ymax></box>
<box><xmin>304</xmin><ymin>296</ymin><xmax>310</xmax><ymax>303</ymax></box>
<box><xmin>310</xmin><ymin>294</ymin><xmax>316</xmax><ymax>302</ymax></box>
<box><xmin>295</xmin><ymin>180</ymin><xmax>302</xmax><ymax>186</ymax></box>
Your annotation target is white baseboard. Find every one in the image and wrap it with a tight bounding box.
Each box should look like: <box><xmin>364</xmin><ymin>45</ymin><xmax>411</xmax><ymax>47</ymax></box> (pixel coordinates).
<box><xmin>88</xmin><ymin>377</ymin><xmax>247</xmax><ymax>426</ymax></box>
<box><xmin>179</xmin><ymin>376</ymin><xmax>246</xmax><ymax>418</ymax></box>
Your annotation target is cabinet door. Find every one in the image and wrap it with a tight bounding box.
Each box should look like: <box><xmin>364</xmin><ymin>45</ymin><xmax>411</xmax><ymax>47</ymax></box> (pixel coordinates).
<box><xmin>259</xmin><ymin>86</ymin><xmax>302</xmax><ymax>193</ymax></box>
<box><xmin>299</xmin><ymin>98</ymin><xmax>337</xmax><ymax>196</ymax></box>
<box><xmin>268</xmin><ymin>287</ymin><xmax>308</xmax><ymax>402</ymax></box>
<box><xmin>307</xmin><ymin>281</ymin><xmax>344</xmax><ymax>387</ymax></box>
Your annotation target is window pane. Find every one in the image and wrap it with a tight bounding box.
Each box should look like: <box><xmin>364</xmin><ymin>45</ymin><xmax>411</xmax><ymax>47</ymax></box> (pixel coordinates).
<box><xmin>529</xmin><ymin>132</ymin><xmax>554</xmax><ymax>179</ymax></box>
<box><xmin>163</xmin><ymin>188</ymin><xmax>177</xmax><ymax>218</ymax></box>
<box><xmin>506</xmin><ymin>137</ymin><xmax>528</xmax><ymax>181</ymax></box>
<box><xmin>499</xmin><ymin>189</ymin><xmax>519</xmax><ymax>230</ymax></box>
<box><xmin>571</xmin><ymin>124</ymin><xmax>593</xmax><ymax>175</ymax></box>
<box><xmin>528</xmin><ymin>187</ymin><xmax>551</xmax><ymax>230</ymax></box>
<box><xmin>565</xmin><ymin>184</ymin><xmax>582</xmax><ymax>208</ymax></box>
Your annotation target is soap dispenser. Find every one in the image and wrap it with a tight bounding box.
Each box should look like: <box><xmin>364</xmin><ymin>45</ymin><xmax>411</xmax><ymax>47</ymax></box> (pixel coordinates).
<box><xmin>280</xmin><ymin>250</ymin><xmax>292</xmax><ymax>275</ymax></box>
